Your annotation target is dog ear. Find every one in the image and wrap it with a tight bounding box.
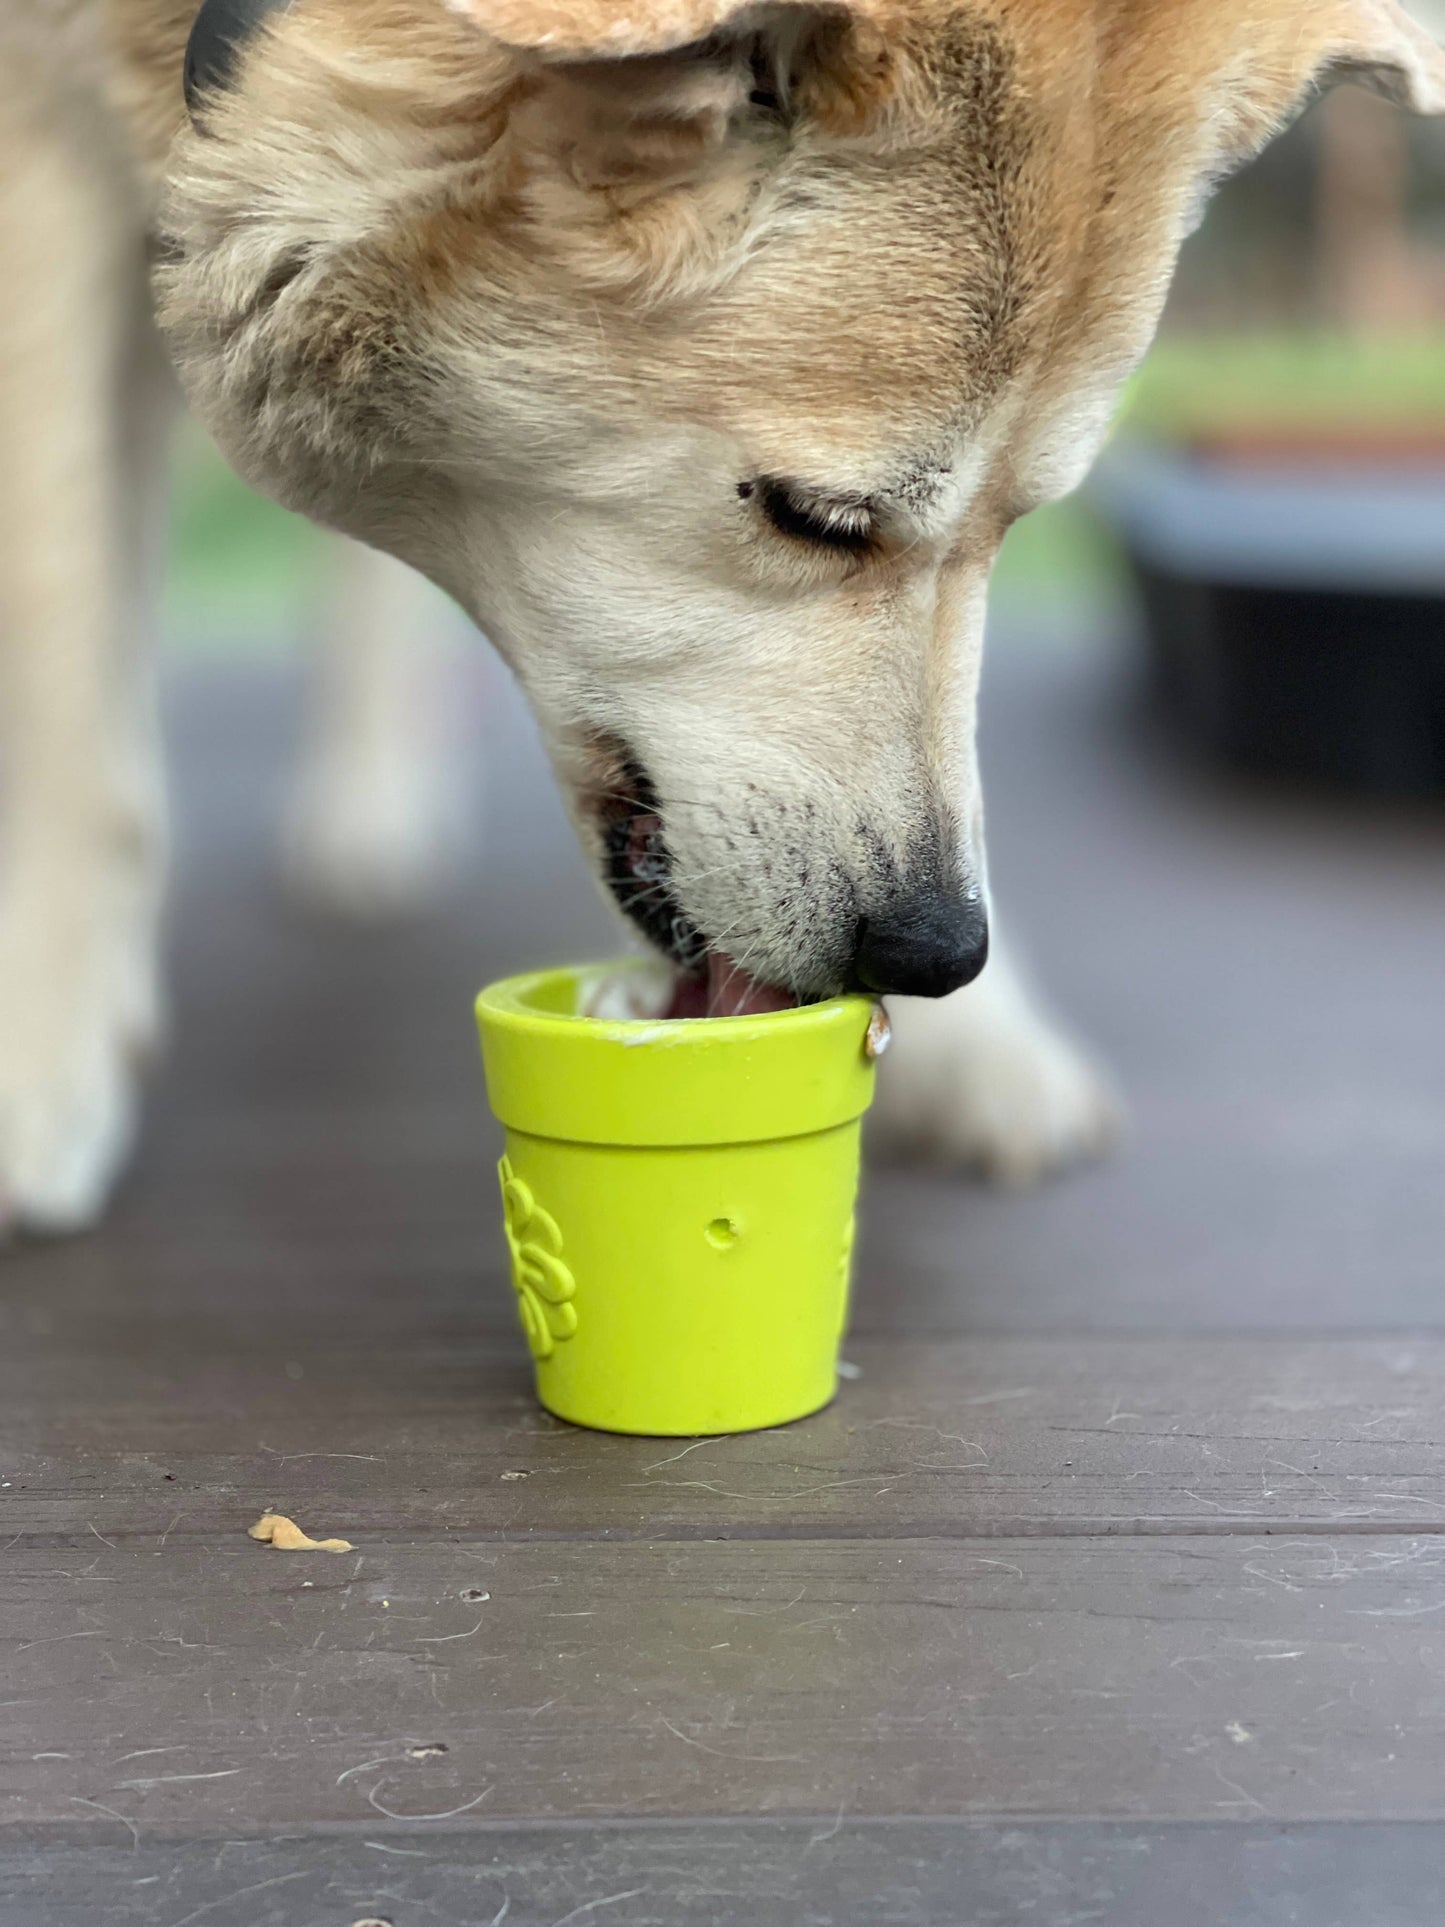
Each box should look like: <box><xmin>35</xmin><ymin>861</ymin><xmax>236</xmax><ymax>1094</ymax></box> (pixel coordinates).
<box><xmin>457</xmin><ymin>0</ymin><xmax>895</xmax><ymax>160</ymax></box>
<box><xmin>470</xmin><ymin>0</ymin><xmax>895</xmax><ymax>291</ymax></box>
<box><xmin>451</xmin><ymin>0</ymin><xmax>873</xmax><ymax>62</ymax></box>
<box><xmin>1317</xmin><ymin>0</ymin><xmax>1445</xmax><ymax>112</ymax></box>
<box><xmin>1196</xmin><ymin>0</ymin><xmax>1443</xmax><ymax>195</ymax></box>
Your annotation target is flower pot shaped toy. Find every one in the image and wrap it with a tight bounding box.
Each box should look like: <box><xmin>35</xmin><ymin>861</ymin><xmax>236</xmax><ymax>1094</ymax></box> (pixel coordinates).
<box><xmin>475</xmin><ymin>964</ymin><xmax>879</xmax><ymax>1435</ymax></box>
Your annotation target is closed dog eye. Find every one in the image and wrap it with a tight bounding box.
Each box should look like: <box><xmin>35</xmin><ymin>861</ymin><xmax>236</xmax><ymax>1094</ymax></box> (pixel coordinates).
<box><xmin>742</xmin><ymin>477</ymin><xmax>877</xmax><ymax>554</ymax></box>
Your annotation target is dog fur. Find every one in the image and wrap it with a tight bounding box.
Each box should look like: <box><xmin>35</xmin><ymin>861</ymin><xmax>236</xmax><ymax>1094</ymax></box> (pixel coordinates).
<box><xmin>0</xmin><ymin>0</ymin><xmax>1440</xmax><ymax>1230</ymax></box>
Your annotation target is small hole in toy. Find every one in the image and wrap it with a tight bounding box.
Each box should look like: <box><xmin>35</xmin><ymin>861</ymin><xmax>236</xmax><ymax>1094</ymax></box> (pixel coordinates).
<box><xmin>706</xmin><ymin>1217</ymin><xmax>740</xmax><ymax>1250</ymax></box>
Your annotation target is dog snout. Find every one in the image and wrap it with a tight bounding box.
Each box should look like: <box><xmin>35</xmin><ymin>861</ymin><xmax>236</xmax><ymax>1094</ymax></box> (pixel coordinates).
<box><xmin>849</xmin><ymin>888</ymin><xmax>989</xmax><ymax>999</ymax></box>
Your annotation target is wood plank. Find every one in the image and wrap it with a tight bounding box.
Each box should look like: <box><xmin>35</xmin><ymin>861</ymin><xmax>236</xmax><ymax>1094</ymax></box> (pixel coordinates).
<box><xmin>6</xmin><ymin>1336</ymin><xmax>1445</xmax><ymax>1541</ymax></box>
<box><xmin>4</xmin><ymin>1821</ymin><xmax>1445</xmax><ymax>1927</ymax></box>
<box><xmin>6</xmin><ymin>609</ymin><xmax>1445</xmax><ymax>1917</ymax></box>
<box><xmin>7</xmin><ymin>1534</ymin><xmax>1445</xmax><ymax>1831</ymax></box>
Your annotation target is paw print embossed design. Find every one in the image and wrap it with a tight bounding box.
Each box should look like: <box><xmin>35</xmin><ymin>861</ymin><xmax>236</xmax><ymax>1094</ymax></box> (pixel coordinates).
<box><xmin>498</xmin><ymin>1157</ymin><xmax>578</xmax><ymax>1360</ymax></box>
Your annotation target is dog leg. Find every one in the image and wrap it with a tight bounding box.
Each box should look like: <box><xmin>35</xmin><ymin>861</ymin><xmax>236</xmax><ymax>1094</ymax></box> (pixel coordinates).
<box><xmin>283</xmin><ymin>538</ymin><xmax>454</xmax><ymax>918</ymax></box>
<box><xmin>0</xmin><ymin>107</ymin><xmax>171</xmax><ymax>1235</ymax></box>
<box><xmin>870</xmin><ymin>923</ymin><xmax>1120</xmax><ymax>1184</ymax></box>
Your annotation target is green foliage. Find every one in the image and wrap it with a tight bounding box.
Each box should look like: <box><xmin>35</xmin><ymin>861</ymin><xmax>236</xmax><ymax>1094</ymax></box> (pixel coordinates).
<box><xmin>164</xmin><ymin>427</ymin><xmax>318</xmax><ymax>650</ymax></box>
<box><xmin>1121</xmin><ymin>333</ymin><xmax>1445</xmax><ymax>439</ymax></box>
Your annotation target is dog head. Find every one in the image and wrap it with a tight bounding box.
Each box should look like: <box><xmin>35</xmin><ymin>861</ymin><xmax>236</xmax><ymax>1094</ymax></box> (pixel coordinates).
<box><xmin>157</xmin><ymin>0</ymin><xmax>1444</xmax><ymax>1010</ymax></box>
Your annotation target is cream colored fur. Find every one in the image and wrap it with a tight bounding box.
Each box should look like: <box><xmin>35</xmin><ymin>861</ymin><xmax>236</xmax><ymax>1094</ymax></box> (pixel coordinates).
<box><xmin>0</xmin><ymin>0</ymin><xmax>1440</xmax><ymax>1230</ymax></box>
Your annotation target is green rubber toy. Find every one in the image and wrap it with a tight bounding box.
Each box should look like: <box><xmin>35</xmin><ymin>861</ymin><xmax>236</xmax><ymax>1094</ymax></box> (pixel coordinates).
<box><xmin>475</xmin><ymin>963</ymin><xmax>878</xmax><ymax>1436</ymax></box>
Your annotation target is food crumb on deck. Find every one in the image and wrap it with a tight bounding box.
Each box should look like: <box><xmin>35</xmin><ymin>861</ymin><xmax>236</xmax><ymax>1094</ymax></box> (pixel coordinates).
<box><xmin>247</xmin><ymin>1511</ymin><xmax>354</xmax><ymax>1553</ymax></box>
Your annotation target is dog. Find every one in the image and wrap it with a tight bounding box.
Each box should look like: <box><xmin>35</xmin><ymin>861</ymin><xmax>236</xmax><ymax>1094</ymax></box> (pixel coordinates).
<box><xmin>0</xmin><ymin>0</ymin><xmax>1440</xmax><ymax>1234</ymax></box>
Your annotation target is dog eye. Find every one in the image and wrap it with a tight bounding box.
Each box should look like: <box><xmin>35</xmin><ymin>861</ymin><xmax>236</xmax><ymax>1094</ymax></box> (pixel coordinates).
<box><xmin>747</xmin><ymin>479</ymin><xmax>875</xmax><ymax>554</ymax></box>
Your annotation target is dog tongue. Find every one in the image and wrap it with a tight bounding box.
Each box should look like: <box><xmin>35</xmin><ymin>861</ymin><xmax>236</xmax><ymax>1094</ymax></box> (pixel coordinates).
<box><xmin>705</xmin><ymin>954</ymin><xmax>797</xmax><ymax>1017</ymax></box>
<box><xmin>665</xmin><ymin>954</ymin><xmax>797</xmax><ymax>1019</ymax></box>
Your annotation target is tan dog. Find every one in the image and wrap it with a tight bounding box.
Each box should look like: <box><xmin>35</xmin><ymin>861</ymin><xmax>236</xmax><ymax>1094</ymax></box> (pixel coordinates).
<box><xmin>0</xmin><ymin>0</ymin><xmax>1440</xmax><ymax>1231</ymax></box>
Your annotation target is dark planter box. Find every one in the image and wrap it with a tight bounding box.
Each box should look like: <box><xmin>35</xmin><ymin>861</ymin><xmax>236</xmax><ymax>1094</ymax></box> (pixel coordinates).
<box><xmin>1091</xmin><ymin>445</ymin><xmax>1445</xmax><ymax>794</ymax></box>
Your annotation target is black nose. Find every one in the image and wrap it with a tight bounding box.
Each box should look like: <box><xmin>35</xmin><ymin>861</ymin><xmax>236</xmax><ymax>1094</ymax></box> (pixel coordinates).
<box><xmin>851</xmin><ymin>891</ymin><xmax>989</xmax><ymax>999</ymax></box>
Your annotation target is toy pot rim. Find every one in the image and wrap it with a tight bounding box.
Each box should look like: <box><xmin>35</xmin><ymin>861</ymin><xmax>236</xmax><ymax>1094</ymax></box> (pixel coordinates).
<box><xmin>475</xmin><ymin>961</ymin><xmax>878</xmax><ymax>1149</ymax></box>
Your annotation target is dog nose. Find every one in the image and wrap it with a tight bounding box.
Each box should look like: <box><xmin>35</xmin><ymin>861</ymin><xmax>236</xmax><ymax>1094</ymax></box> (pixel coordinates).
<box><xmin>851</xmin><ymin>891</ymin><xmax>989</xmax><ymax>999</ymax></box>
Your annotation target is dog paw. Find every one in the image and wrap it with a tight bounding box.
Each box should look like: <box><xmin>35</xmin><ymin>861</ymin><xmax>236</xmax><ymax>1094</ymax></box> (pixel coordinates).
<box><xmin>869</xmin><ymin>980</ymin><xmax>1121</xmax><ymax>1185</ymax></box>
<box><xmin>283</xmin><ymin>753</ymin><xmax>451</xmax><ymax>920</ymax></box>
<box><xmin>0</xmin><ymin>1045</ymin><xmax>138</xmax><ymax>1237</ymax></box>
<box><xmin>0</xmin><ymin>919</ymin><xmax>153</xmax><ymax>1237</ymax></box>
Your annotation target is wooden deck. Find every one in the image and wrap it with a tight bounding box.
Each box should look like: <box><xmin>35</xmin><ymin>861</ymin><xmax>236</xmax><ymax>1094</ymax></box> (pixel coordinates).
<box><xmin>5</xmin><ymin>635</ymin><xmax>1445</xmax><ymax>1925</ymax></box>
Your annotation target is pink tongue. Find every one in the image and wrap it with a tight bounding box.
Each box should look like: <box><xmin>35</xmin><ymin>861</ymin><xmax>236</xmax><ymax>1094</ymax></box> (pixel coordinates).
<box><xmin>665</xmin><ymin>955</ymin><xmax>797</xmax><ymax>1019</ymax></box>
<box><xmin>706</xmin><ymin>955</ymin><xmax>796</xmax><ymax>1017</ymax></box>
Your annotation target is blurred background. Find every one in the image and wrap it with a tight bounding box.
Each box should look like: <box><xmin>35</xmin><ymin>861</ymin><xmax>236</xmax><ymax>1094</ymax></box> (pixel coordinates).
<box><xmin>149</xmin><ymin>78</ymin><xmax>1445</xmax><ymax>1330</ymax></box>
